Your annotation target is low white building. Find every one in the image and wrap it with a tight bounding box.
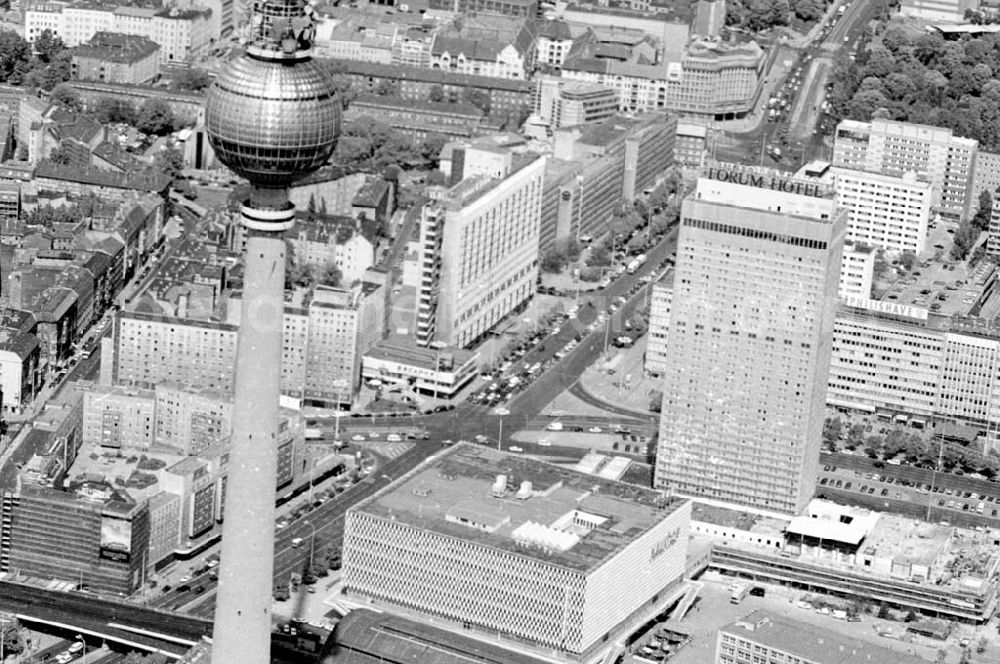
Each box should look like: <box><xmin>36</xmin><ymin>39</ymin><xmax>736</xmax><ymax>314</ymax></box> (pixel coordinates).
<box><xmin>362</xmin><ymin>337</ymin><xmax>478</xmax><ymax>400</ymax></box>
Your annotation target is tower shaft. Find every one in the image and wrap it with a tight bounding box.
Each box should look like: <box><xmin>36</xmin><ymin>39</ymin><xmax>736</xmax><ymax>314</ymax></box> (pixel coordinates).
<box><xmin>212</xmin><ymin>207</ymin><xmax>291</xmax><ymax>664</ymax></box>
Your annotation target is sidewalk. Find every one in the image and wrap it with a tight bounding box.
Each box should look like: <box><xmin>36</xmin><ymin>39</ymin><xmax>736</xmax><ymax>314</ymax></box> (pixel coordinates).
<box><xmin>578</xmin><ymin>337</ymin><xmax>658</xmax><ymax>416</ymax></box>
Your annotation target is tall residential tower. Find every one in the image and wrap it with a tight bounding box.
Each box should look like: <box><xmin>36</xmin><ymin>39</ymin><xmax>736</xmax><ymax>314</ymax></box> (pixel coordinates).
<box><xmin>654</xmin><ymin>164</ymin><xmax>846</xmax><ymax>515</ymax></box>
<box><xmin>204</xmin><ymin>1</ymin><xmax>340</xmax><ymax>662</ymax></box>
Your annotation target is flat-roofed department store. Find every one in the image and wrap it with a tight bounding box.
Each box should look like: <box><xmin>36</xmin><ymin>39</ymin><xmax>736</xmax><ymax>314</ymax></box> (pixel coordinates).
<box><xmin>341</xmin><ymin>444</ymin><xmax>691</xmax><ymax>656</ymax></box>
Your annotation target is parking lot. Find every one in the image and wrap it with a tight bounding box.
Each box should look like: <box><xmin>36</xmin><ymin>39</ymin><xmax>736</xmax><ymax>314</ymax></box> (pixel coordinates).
<box><xmin>818</xmin><ymin>462</ymin><xmax>1000</xmax><ymax>521</ymax></box>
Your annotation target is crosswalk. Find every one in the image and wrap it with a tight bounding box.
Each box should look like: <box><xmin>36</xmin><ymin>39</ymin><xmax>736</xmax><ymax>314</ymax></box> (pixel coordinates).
<box><xmin>368</xmin><ymin>442</ymin><xmax>410</xmax><ymax>460</ymax></box>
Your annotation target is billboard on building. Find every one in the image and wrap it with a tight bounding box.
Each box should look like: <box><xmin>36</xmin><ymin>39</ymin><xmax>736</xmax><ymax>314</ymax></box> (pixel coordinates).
<box><xmin>99</xmin><ymin>514</ymin><xmax>132</xmax><ymax>563</ymax></box>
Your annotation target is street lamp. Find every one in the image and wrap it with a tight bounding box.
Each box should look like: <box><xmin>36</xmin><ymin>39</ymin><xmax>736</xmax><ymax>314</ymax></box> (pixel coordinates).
<box><xmin>75</xmin><ymin>635</ymin><xmax>86</xmax><ymax>661</ymax></box>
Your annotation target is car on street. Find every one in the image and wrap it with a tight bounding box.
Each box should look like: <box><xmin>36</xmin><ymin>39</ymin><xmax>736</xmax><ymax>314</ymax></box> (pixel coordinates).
<box><xmin>351</xmin><ymin>434</ymin><xmax>365</xmax><ymax>441</ymax></box>
<box><xmin>588</xmin><ymin>427</ymin><xmax>602</xmax><ymax>433</ymax></box>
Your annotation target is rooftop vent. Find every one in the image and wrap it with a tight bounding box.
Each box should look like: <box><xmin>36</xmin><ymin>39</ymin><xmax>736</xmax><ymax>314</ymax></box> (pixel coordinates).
<box><xmin>491</xmin><ymin>474</ymin><xmax>507</xmax><ymax>498</ymax></box>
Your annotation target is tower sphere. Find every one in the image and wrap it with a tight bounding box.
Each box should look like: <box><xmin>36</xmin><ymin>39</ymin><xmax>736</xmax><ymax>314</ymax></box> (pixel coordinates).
<box><xmin>205</xmin><ymin>49</ymin><xmax>341</xmax><ymax>189</ymax></box>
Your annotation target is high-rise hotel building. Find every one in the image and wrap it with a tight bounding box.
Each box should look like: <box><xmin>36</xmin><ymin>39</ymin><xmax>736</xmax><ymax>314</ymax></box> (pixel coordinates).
<box><xmin>655</xmin><ymin>164</ymin><xmax>846</xmax><ymax>515</ymax></box>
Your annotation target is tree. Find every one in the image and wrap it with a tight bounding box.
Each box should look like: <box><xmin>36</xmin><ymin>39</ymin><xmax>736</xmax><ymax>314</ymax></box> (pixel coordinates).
<box><xmin>904</xmin><ymin>609</ymin><xmax>918</xmax><ymax>622</ymax></box>
<box><xmin>48</xmin><ymin>143</ymin><xmax>73</xmax><ymax>166</ymax></box>
<box><xmin>791</xmin><ymin>0</ymin><xmax>823</xmax><ymax>20</ymax></box>
<box><xmin>899</xmin><ymin>250</ymin><xmax>918</xmax><ymax>272</ymax></box>
<box><xmin>136</xmin><ymin>98</ymin><xmax>177</xmax><ymax>136</ymax></box>
<box><xmin>418</xmin><ymin>134</ymin><xmax>448</xmax><ymax>165</ymax></box>
<box><xmin>973</xmin><ymin>190</ymin><xmax>992</xmax><ymax>231</ymax></box>
<box><xmin>94</xmin><ymin>96</ymin><xmax>137</xmax><ymax>125</ymax></box>
<box><xmin>822</xmin><ymin>416</ymin><xmax>843</xmax><ymax>449</ymax></box>
<box><xmin>374</xmin><ymin>79</ymin><xmax>397</xmax><ymax>96</ymax></box>
<box><xmin>50</xmin><ymin>83</ymin><xmax>81</xmax><ymax>112</ymax></box>
<box><xmin>863</xmin><ymin>435</ymin><xmax>882</xmax><ymax>459</ymax></box>
<box><xmin>33</xmin><ymin>29</ymin><xmax>65</xmax><ymax>64</ymax></box>
<box><xmin>171</xmin><ymin>67</ymin><xmax>212</xmax><ymax>92</ymax></box>
<box><xmin>153</xmin><ymin>146</ymin><xmax>185</xmax><ymax>180</ymax></box>
<box><xmin>586</xmin><ymin>242</ymin><xmax>611</xmax><ymax>267</ymax></box>
<box><xmin>317</xmin><ymin>263</ymin><xmax>342</xmax><ymax>287</ymax></box>
<box><xmin>845</xmin><ymin>423</ymin><xmax>866</xmax><ymax>450</ymax></box>
<box><xmin>951</xmin><ymin>219</ymin><xmax>980</xmax><ymax>260</ymax></box>
<box><xmin>428</xmin><ymin>85</ymin><xmax>445</xmax><ymax>103</ymax></box>
<box><xmin>877</xmin><ymin>604</ymin><xmax>891</xmax><ymax>619</ymax></box>
<box><xmin>0</xmin><ymin>30</ymin><xmax>32</xmax><ymax>84</ymax></box>
<box><xmin>541</xmin><ymin>249</ymin><xmax>567</xmax><ymax>274</ymax></box>
<box><xmin>464</xmin><ymin>88</ymin><xmax>491</xmax><ymax>114</ymax></box>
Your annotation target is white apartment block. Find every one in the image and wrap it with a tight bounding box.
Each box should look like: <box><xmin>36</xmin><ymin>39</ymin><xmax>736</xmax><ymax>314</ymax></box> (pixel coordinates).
<box><xmin>834</xmin><ymin>168</ymin><xmax>932</xmax><ymax>255</ymax></box>
<box><xmin>656</xmin><ymin>165</ymin><xmax>846</xmax><ymax>515</ymax></box>
<box><xmin>900</xmin><ymin>0</ymin><xmax>976</xmax><ymax>22</ymax></box>
<box><xmin>81</xmin><ymin>384</ymin><xmax>156</xmax><ymax>450</ymax></box>
<box><xmin>837</xmin><ymin>242</ymin><xmax>875</xmax><ymax>300</ymax></box>
<box><xmin>833</xmin><ymin>118</ymin><xmax>977</xmax><ymax>219</ymax></box>
<box><xmin>25</xmin><ymin>3</ymin><xmax>213</xmax><ymax>63</ymax></box>
<box><xmin>116</xmin><ymin>311</ymin><xmax>239</xmax><ymax>393</ymax></box>
<box><xmin>417</xmin><ymin>151</ymin><xmax>545</xmax><ymax>349</ymax></box>
<box><xmin>303</xmin><ymin>284</ymin><xmax>385</xmax><ymax>409</ymax></box>
<box><xmin>154</xmin><ymin>383</ymin><xmax>232</xmax><ymax>455</ymax></box>
<box><xmin>989</xmin><ymin>198</ymin><xmax>1000</xmax><ymax>256</ymax></box>
<box><xmin>343</xmin><ymin>444</ymin><xmax>692</xmax><ymax>656</ymax></box>
<box><xmin>644</xmin><ymin>274</ymin><xmax>672</xmax><ymax>378</ymax></box>
<box><xmin>81</xmin><ymin>381</ymin><xmax>232</xmax><ymax>454</ymax></box>
<box><xmin>971</xmin><ymin>150</ymin><xmax>1000</xmax><ymax>220</ymax></box>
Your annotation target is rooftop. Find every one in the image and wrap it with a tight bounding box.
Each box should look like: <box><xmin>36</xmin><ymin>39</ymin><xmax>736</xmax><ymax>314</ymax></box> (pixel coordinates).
<box><xmin>721</xmin><ymin>611</ymin><xmax>928</xmax><ymax>664</ymax></box>
<box><xmin>364</xmin><ymin>336</ymin><xmax>476</xmax><ymax>373</ymax></box>
<box><xmin>351</xmin><ymin>443</ymin><xmax>686</xmax><ymax>572</ymax></box>
<box><xmin>73</xmin><ymin>31</ymin><xmax>160</xmax><ymax>64</ymax></box>
<box><xmin>869</xmin><ymin>222</ymin><xmax>991</xmax><ymax>322</ymax></box>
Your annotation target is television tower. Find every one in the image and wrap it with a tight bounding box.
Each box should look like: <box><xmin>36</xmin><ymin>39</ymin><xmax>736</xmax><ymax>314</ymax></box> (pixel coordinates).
<box><xmin>204</xmin><ymin>2</ymin><xmax>340</xmax><ymax>662</ymax></box>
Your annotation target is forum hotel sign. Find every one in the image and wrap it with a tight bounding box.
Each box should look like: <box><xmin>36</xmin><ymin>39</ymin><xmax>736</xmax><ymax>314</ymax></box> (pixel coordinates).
<box><xmin>703</xmin><ymin>163</ymin><xmax>833</xmax><ymax>199</ymax></box>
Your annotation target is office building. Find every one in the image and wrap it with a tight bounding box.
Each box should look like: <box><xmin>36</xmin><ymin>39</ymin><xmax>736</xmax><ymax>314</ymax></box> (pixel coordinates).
<box><xmin>557</xmin><ymin>82</ymin><xmax>620</xmax><ymax>129</ymax></box>
<box><xmin>3</xmin><ymin>481</ymin><xmax>150</xmax><ymax>595</ymax></box>
<box><xmin>833</xmin><ymin>118</ymin><xmax>977</xmax><ymax>219</ymax></box>
<box><xmin>539</xmin><ymin>114</ymin><xmax>676</xmax><ymax>258</ymax></box>
<box><xmin>717</xmin><ymin>610</ymin><xmax>929</xmax><ymax>664</ymax></box>
<box><xmin>655</xmin><ymin>164</ymin><xmax>847</xmax><ymax>515</ymax></box>
<box><xmin>417</xmin><ymin>151</ymin><xmax>545</xmax><ymax>348</ymax></box>
<box><xmin>827</xmin><ymin>290</ymin><xmax>1000</xmax><ymax>451</ymax></box>
<box><xmin>834</xmin><ymin>168</ymin><xmax>932</xmax><ymax>255</ymax></box>
<box><xmin>534</xmin><ymin>78</ymin><xmax>619</xmax><ymax>129</ymax></box>
<box><xmin>675</xmin><ymin>122</ymin><xmax>708</xmax><ymax>171</ymax></box>
<box><xmin>342</xmin><ymin>443</ymin><xmax>691</xmax><ymax>656</ymax></box>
